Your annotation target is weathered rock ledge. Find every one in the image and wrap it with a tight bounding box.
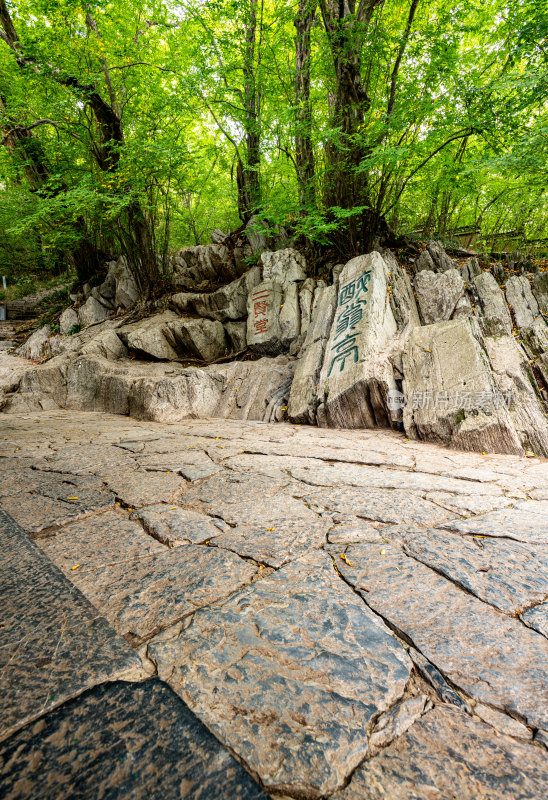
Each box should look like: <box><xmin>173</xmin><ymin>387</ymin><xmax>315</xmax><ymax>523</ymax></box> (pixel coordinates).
<box><xmin>3</xmin><ymin>240</ymin><xmax>548</xmax><ymax>456</ymax></box>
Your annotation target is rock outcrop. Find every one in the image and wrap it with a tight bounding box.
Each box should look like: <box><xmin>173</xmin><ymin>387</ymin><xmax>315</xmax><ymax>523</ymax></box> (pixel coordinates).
<box><xmin>6</xmin><ymin>239</ymin><xmax>548</xmax><ymax>457</ymax></box>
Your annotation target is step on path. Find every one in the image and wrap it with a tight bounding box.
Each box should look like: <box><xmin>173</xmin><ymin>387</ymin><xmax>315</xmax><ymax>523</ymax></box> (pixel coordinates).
<box><xmin>1</xmin><ymin>409</ymin><xmax>548</xmax><ymax>798</ymax></box>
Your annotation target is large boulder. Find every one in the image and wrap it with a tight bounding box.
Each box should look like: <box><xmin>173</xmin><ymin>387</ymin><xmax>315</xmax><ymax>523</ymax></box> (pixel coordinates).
<box><xmin>316</xmin><ymin>252</ymin><xmax>399</xmax><ymax>428</ymax></box>
<box><xmin>59</xmin><ymin>307</ymin><xmax>79</xmax><ymax>335</ymax></box>
<box><xmin>484</xmin><ymin>333</ymin><xmax>548</xmax><ymax>457</ymax></box>
<box><xmin>279</xmin><ymin>283</ymin><xmax>301</xmax><ymax>348</ymax></box>
<box><xmin>402</xmin><ymin>318</ymin><xmax>523</xmax><ymax>455</ymax></box>
<box><xmin>78</xmin><ymin>296</ymin><xmax>109</xmax><ymax>328</ymax></box>
<box><xmin>171</xmin><ymin>267</ymin><xmax>261</xmax><ymax>322</ymax></box>
<box><xmin>212</xmin><ymin>356</ymin><xmax>296</xmax><ymax>421</ymax></box>
<box><xmin>506</xmin><ymin>275</ymin><xmax>548</xmax><ymax>356</ymax></box>
<box><xmin>288</xmin><ymin>285</ymin><xmax>337</xmax><ymax>424</ymax></box>
<box><xmin>16</xmin><ymin>325</ymin><xmax>51</xmax><ymax>360</ymax></box>
<box><xmin>120</xmin><ymin>313</ymin><xmax>179</xmax><ymax>361</ymax></box>
<box><xmin>165</xmin><ymin>318</ymin><xmax>228</xmax><ymax>362</ymax></box>
<box><xmin>247</xmin><ymin>280</ymin><xmax>284</xmax><ymax>356</ymax></box>
<box><xmin>299</xmin><ymin>278</ymin><xmax>317</xmax><ymax>337</ymax></box>
<box><xmin>460</xmin><ymin>257</ymin><xmax>482</xmax><ymax>283</ymax></box>
<box><xmin>261</xmin><ymin>249</ymin><xmax>306</xmax><ymax>287</ymax></box>
<box><xmin>533</xmin><ymin>272</ymin><xmax>548</xmax><ymax>316</ymax></box>
<box><xmin>473</xmin><ymin>272</ymin><xmax>512</xmax><ymax>336</ymax></box>
<box><xmin>506</xmin><ymin>276</ymin><xmax>540</xmax><ymax>329</ymax></box>
<box><xmin>224</xmin><ymin>321</ymin><xmax>247</xmax><ymax>353</ymax></box>
<box><xmin>103</xmin><ymin>257</ymin><xmax>139</xmax><ymax>310</ymax></box>
<box><xmin>414</xmin><ymin>268</ymin><xmax>464</xmax><ymax>324</ymax></box>
<box><xmin>414</xmin><ymin>241</ymin><xmax>455</xmax><ymax>274</ymax></box>
<box><xmin>81</xmin><ymin>330</ymin><xmax>128</xmax><ymax>361</ymax></box>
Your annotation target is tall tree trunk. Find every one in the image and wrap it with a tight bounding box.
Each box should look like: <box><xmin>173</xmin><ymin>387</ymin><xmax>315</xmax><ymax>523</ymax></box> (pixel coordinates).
<box><xmin>318</xmin><ymin>1</ymin><xmax>384</xmax><ymax>254</ymax></box>
<box><xmin>238</xmin><ymin>0</ymin><xmax>261</xmax><ymax>222</ymax></box>
<box><xmin>294</xmin><ymin>0</ymin><xmax>316</xmax><ymax>213</ymax></box>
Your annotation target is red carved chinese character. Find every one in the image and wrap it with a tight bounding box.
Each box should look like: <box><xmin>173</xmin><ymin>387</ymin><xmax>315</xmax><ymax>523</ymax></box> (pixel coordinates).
<box><xmin>254</xmin><ymin>319</ymin><xmax>268</xmax><ymax>334</ymax></box>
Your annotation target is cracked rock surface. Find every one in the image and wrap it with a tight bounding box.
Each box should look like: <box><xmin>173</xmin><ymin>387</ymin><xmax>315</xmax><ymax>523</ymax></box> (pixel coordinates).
<box><xmin>1</xmin><ymin>409</ymin><xmax>548</xmax><ymax>798</ymax></box>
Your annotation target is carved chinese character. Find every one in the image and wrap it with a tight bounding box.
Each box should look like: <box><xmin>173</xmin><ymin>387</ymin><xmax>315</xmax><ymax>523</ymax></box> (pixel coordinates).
<box><xmin>335</xmin><ymin>301</ymin><xmax>364</xmax><ymax>339</ymax></box>
<box><xmin>254</xmin><ymin>318</ymin><xmax>268</xmax><ymax>334</ymax></box>
<box><xmin>328</xmin><ymin>333</ymin><xmax>359</xmax><ymax>376</ymax></box>
<box><xmin>254</xmin><ymin>300</ymin><xmax>268</xmax><ymax>317</ymax></box>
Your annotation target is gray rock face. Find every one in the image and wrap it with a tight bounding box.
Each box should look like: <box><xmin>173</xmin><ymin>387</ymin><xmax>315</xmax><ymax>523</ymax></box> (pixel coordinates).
<box><xmin>0</xmin><ymin>679</ymin><xmax>268</xmax><ymax>800</ymax></box>
<box><xmin>103</xmin><ymin>256</ymin><xmax>139</xmax><ymax>309</ymax></box>
<box><xmin>171</xmin><ymin>267</ymin><xmax>262</xmax><ymax>322</ymax></box>
<box><xmin>298</xmin><ymin>278</ymin><xmax>316</xmax><ymax>335</ymax></box>
<box><xmin>148</xmin><ymin>551</ymin><xmax>411</xmax><ymax>797</ymax></box>
<box><xmin>413</xmin><ymin>247</ymin><xmax>436</xmax><ymax>273</ymax></box>
<box><xmin>78</xmin><ymin>296</ymin><xmax>109</xmax><ymax>328</ymax></box>
<box><xmin>414</xmin><ymin>268</ymin><xmax>464</xmax><ymax>324</ymax></box>
<box><xmin>279</xmin><ymin>281</ymin><xmax>301</xmax><ymax>347</ymax></box>
<box><xmin>224</xmin><ymin>320</ymin><xmax>247</xmax><ymax>352</ymax></box>
<box><xmin>172</xmin><ymin>244</ymin><xmax>228</xmax><ymax>289</ymax></box>
<box><xmin>474</xmin><ymin>270</ymin><xmax>512</xmax><ymax>335</ymax></box>
<box><xmin>425</xmin><ymin>239</ymin><xmax>456</xmax><ymax>272</ymax></box>
<box><xmin>246</xmin><ymin>215</ymin><xmax>268</xmax><ymax>254</ymax></box>
<box><xmin>81</xmin><ymin>329</ymin><xmax>128</xmax><ymax>360</ymax></box>
<box><xmin>288</xmin><ymin>285</ymin><xmax>337</xmax><ymax>423</ymax></box>
<box><xmin>247</xmin><ymin>280</ymin><xmax>284</xmax><ymax>355</ymax></box>
<box><xmin>59</xmin><ymin>307</ymin><xmax>79</xmax><ymax>335</ymax></box>
<box><xmin>402</xmin><ymin>318</ymin><xmax>523</xmax><ymax>455</ymax></box>
<box><xmin>484</xmin><ymin>333</ymin><xmax>548</xmax><ymax>457</ymax></box>
<box><xmin>461</xmin><ymin>256</ymin><xmax>482</xmax><ymax>282</ymax></box>
<box><xmin>316</xmin><ymin>252</ymin><xmax>399</xmax><ymax>428</ymax></box>
<box><xmin>261</xmin><ymin>248</ymin><xmax>306</xmax><ymax>286</ymax></box>
<box><xmin>0</xmin><ymin>510</ymin><xmax>140</xmax><ymax>741</ymax></box>
<box><xmin>16</xmin><ymin>325</ymin><xmax>51</xmax><ymax>360</ymax></box>
<box><xmin>337</xmin><ymin>541</ymin><xmax>548</xmax><ymax>729</ymax></box>
<box><xmin>165</xmin><ymin>318</ymin><xmax>228</xmax><ymax>362</ymax></box>
<box><xmin>335</xmin><ymin>705</ymin><xmax>548</xmax><ymax>800</ymax></box>
<box><xmin>506</xmin><ymin>275</ymin><xmax>540</xmax><ymax>329</ymax></box>
<box><xmin>122</xmin><ymin>312</ymin><xmax>179</xmax><ymax>361</ymax></box>
<box><xmin>533</xmin><ymin>272</ymin><xmax>548</xmax><ymax>316</ymax></box>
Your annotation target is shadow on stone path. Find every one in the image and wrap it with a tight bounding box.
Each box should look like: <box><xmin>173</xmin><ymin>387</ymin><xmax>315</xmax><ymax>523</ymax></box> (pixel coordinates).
<box><xmin>1</xmin><ymin>410</ymin><xmax>548</xmax><ymax>798</ymax></box>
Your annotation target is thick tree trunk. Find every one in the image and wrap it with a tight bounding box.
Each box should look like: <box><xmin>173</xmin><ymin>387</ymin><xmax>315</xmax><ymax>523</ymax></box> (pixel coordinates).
<box><xmin>294</xmin><ymin>0</ymin><xmax>316</xmax><ymax>213</ymax></box>
<box><xmin>238</xmin><ymin>0</ymin><xmax>261</xmax><ymax>222</ymax></box>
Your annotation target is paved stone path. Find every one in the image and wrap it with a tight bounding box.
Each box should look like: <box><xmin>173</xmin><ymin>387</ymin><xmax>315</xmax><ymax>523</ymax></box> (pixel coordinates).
<box><xmin>1</xmin><ymin>410</ymin><xmax>548</xmax><ymax>798</ymax></box>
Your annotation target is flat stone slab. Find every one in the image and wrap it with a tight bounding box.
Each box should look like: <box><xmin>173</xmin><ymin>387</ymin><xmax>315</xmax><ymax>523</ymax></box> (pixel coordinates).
<box><xmin>305</xmin><ymin>486</ymin><xmax>451</xmax><ymax>527</ymax></box>
<box><xmin>105</xmin><ymin>470</ymin><xmax>187</xmax><ymax>507</ymax></box>
<box><xmin>425</xmin><ymin>489</ymin><xmax>514</xmax><ymax>516</ymax></box>
<box><xmin>399</xmin><ymin>527</ymin><xmax>548</xmax><ymax>614</ymax></box>
<box><xmin>131</xmin><ymin>504</ymin><xmax>224</xmax><ymax>546</ymax></box>
<box><xmin>442</xmin><ymin>502</ymin><xmax>548</xmax><ymax>544</ymax></box>
<box><xmin>0</xmin><ymin>490</ymin><xmax>113</xmax><ymax>537</ymax></box>
<box><xmin>0</xmin><ymin>679</ymin><xmax>268</xmax><ymax>800</ymax></box>
<box><xmin>37</xmin><ymin>510</ymin><xmax>164</xmax><ymax>569</ymax></box>
<box><xmin>291</xmin><ymin>463</ymin><xmax>504</xmax><ymax>495</ymax></box>
<box><xmin>334</xmin><ymin>542</ymin><xmax>548</xmax><ymax>729</ymax></box>
<box><xmin>0</xmin><ymin>510</ymin><xmax>140</xmax><ymax>741</ymax></box>
<box><xmin>211</xmin><ymin>519</ymin><xmax>328</xmax><ymax>567</ymax></box>
<box><xmin>180</xmin><ymin>470</ymin><xmax>292</xmax><ymax>505</ymax></box>
<box><xmin>521</xmin><ymin>602</ymin><xmax>548</xmax><ymax>638</ymax></box>
<box><xmin>204</xmin><ymin>494</ymin><xmax>319</xmax><ymax>528</ymax></box>
<box><xmin>42</xmin><ymin>531</ymin><xmax>257</xmax><ymax>645</ymax></box>
<box><xmin>334</xmin><ymin>705</ymin><xmax>548</xmax><ymax>800</ymax></box>
<box><xmin>148</xmin><ymin>550</ymin><xmax>411</xmax><ymax>797</ymax></box>
<box><xmin>33</xmin><ymin>443</ymin><xmax>134</xmax><ymax>475</ymax></box>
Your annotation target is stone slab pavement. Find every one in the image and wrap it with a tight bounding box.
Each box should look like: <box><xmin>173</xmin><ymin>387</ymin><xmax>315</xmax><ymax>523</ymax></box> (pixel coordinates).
<box><xmin>1</xmin><ymin>409</ymin><xmax>548</xmax><ymax>798</ymax></box>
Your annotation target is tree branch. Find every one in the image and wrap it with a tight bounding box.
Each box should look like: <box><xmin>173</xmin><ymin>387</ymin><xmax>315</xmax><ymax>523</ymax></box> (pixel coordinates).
<box><xmin>384</xmin><ymin>130</ymin><xmax>473</xmax><ymax>214</ymax></box>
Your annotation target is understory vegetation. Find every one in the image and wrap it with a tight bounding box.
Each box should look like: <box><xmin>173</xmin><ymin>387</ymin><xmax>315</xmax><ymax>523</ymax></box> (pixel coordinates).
<box><xmin>0</xmin><ymin>0</ymin><xmax>547</xmax><ymax>297</ymax></box>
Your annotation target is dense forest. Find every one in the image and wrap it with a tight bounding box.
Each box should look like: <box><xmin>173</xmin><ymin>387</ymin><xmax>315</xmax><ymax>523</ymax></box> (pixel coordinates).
<box><xmin>0</xmin><ymin>0</ymin><xmax>547</xmax><ymax>299</ymax></box>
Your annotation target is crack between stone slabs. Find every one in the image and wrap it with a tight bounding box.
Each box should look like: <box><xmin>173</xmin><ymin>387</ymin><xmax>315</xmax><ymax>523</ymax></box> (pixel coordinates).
<box><xmin>327</xmin><ymin>553</ymin><xmax>476</xmax><ymax>714</ymax></box>
<box><xmin>28</xmin><ymin>503</ymin><xmax>114</xmax><ymax>539</ymax></box>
